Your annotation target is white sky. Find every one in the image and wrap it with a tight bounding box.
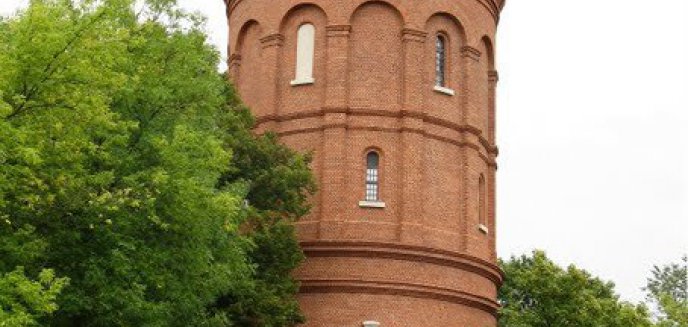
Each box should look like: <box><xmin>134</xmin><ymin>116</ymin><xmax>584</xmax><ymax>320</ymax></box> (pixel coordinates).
<box><xmin>2</xmin><ymin>0</ymin><xmax>687</xmax><ymax>304</ymax></box>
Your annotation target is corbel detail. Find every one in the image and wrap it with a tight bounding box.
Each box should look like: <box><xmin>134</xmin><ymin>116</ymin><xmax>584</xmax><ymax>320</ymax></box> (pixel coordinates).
<box><xmin>461</xmin><ymin>46</ymin><xmax>482</xmax><ymax>62</ymax></box>
<box><xmin>488</xmin><ymin>70</ymin><xmax>499</xmax><ymax>83</ymax></box>
<box><xmin>326</xmin><ymin>25</ymin><xmax>352</xmax><ymax>37</ymax></box>
<box><xmin>260</xmin><ymin>33</ymin><xmax>284</xmax><ymax>48</ymax></box>
<box><xmin>402</xmin><ymin>28</ymin><xmax>428</xmax><ymax>43</ymax></box>
<box><xmin>228</xmin><ymin>53</ymin><xmax>242</xmax><ymax>65</ymax></box>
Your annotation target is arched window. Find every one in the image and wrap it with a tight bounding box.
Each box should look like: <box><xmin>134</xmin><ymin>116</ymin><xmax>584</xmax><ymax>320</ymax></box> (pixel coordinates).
<box><xmin>479</xmin><ymin>174</ymin><xmax>487</xmax><ymax>226</ymax></box>
<box><xmin>365</xmin><ymin>152</ymin><xmax>380</xmax><ymax>201</ymax></box>
<box><xmin>435</xmin><ymin>35</ymin><xmax>447</xmax><ymax>87</ymax></box>
<box><xmin>292</xmin><ymin>23</ymin><xmax>315</xmax><ymax>85</ymax></box>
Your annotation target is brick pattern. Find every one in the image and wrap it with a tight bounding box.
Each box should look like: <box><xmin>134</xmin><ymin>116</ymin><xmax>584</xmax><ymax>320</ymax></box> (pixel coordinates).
<box><xmin>226</xmin><ymin>0</ymin><xmax>504</xmax><ymax>325</ymax></box>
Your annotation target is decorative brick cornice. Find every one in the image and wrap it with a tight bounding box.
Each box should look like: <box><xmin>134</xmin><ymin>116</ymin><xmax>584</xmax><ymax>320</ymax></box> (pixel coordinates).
<box><xmin>462</xmin><ymin>46</ymin><xmax>482</xmax><ymax>61</ymax></box>
<box><xmin>300</xmin><ymin>279</ymin><xmax>500</xmax><ymax>316</ymax></box>
<box><xmin>227</xmin><ymin>0</ymin><xmax>505</xmax><ymax>25</ymax></box>
<box><xmin>259</xmin><ymin>33</ymin><xmax>284</xmax><ymax>48</ymax></box>
<box><xmin>326</xmin><ymin>24</ymin><xmax>352</xmax><ymax>37</ymax></box>
<box><xmin>277</xmin><ymin>124</ymin><xmax>497</xmax><ymax>167</ymax></box>
<box><xmin>300</xmin><ymin>240</ymin><xmax>504</xmax><ymax>285</ymax></box>
<box><xmin>255</xmin><ymin>107</ymin><xmax>499</xmax><ymax>156</ymax></box>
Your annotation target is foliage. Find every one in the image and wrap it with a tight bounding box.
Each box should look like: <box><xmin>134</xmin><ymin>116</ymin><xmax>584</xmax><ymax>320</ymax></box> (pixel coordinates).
<box><xmin>213</xmin><ymin>76</ymin><xmax>315</xmax><ymax>327</ymax></box>
<box><xmin>645</xmin><ymin>256</ymin><xmax>688</xmax><ymax>327</ymax></box>
<box><xmin>499</xmin><ymin>251</ymin><xmax>654</xmax><ymax>327</ymax></box>
<box><xmin>0</xmin><ymin>0</ymin><xmax>314</xmax><ymax>326</ymax></box>
<box><xmin>0</xmin><ymin>268</ymin><xmax>67</xmax><ymax>327</ymax></box>
<box><xmin>210</xmin><ymin>87</ymin><xmax>315</xmax><ymax>327</ymax></box>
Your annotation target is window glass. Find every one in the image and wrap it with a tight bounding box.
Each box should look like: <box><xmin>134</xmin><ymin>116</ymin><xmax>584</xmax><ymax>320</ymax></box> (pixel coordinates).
<box><xmin>435</xmin><ymin>35</ymin><xmax>446</xmax><ymax>87</ymax></box>
<box><xmin>479</xmin><ymin>175</ymin><xmax>486</xmax><ymax>225</ymax></box>
<box><xmin>366</xmin><ymin>152</ymin><xmax>380</xmax><ymax>201</ymax></box>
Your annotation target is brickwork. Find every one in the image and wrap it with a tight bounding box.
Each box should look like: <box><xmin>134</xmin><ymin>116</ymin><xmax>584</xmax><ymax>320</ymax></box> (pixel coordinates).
<box><xmin>225</xmin><ymin>0</ymin><xmax>505</xmax><ymax>325</ymax></box>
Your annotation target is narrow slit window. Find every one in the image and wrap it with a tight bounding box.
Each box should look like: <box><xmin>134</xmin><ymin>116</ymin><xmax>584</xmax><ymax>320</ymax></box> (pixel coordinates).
<box><xmin>293</xmin><ymin>23</ymin><xmax>315</xmax><ymax>84</ymax></box>
<box><xmin>435</xmin><ymin>35</ymin><xmax>447</xmax><ymax>87</ymax></box>
<box><xmin>365</xmin><ymin>152</ymin><xmax>380</xmax><ymax>202</ymax></box>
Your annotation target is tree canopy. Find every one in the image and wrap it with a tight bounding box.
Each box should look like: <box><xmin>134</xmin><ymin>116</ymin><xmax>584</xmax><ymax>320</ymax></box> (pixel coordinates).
<box><xmin>499</xmin><ymin>251</ymin><xmax>655</xmax><ymax>327</ymax></box>
<box><xmin>0</xmin><ymin>1</ymin><xmax>314</xmax><ymax>326</ymax></box>
<box><xmin>645</xmin><ymin>256</ymin><xmax>688</xmax><ymax>327</ymax></box>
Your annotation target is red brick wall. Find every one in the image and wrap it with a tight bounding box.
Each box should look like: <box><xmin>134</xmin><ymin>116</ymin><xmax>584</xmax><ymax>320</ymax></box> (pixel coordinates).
<box><xmin>349</xmin><ymin>2</ymin><xmax>403</xmax><ymax>110</ymax></box>
<box><xmin>226</xmin><ymin>0</ymin><xmax>505</xmax><ymax>325</ymax></box>
<box><xmin>278</xmin><ymin>5</ymin><xmax>327</xmax><ymax>115</ymax></box>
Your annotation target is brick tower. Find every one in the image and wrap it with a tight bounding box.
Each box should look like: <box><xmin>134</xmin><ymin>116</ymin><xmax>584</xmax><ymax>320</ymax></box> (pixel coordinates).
<box><xmin>225</xmin><ymin>0</ymin><xmax>505</xmax><ymax>325</ymax></box>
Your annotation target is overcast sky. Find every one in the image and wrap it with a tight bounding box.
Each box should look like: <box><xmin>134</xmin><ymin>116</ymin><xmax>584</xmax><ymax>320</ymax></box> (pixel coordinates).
<box><xmin>2</xmin><ymin>0</ymin><xmax>687</xmax><ymax>304</ymax></box>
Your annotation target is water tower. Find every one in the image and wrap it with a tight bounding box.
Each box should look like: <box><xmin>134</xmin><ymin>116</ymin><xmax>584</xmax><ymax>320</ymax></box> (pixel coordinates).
<box><xmin>225</xmin><ymin>0</ymin><xmax>506</xmax><ymax>325</ymax></box>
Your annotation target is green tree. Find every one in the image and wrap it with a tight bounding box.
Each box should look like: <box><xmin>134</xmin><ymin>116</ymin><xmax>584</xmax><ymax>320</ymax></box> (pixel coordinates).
<box><xmin>0</xmin><ymin>1</ymin><xmax>313</xmax><ymax>326</ymax></box>
<box><xmin>499</xmin><ymin>251</ymin><xmax>654</xmax><ymax>327</ymax></box>
<box><xmin>645</xmin><ymin>256</ymin><xmax>688</xmax><ymax>327</ymax></box>
<box><xmin>0</xmin><ymin>268</ymin><xmax>67</xmax><ymax>327</ymax></box>
<box><xmin>216</xmin><ymin>88</ymin><xmax>315</xmax><ymax>326</ymax></box>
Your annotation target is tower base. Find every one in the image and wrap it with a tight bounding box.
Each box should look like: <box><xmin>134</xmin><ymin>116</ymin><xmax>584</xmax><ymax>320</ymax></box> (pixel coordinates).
<box><xmin>298</xmin><ymin>293</ymin><xmax>497</xmax><ymax>327</ymax></box>
<box><xmin>296</xmin><ymin>241</ymin><xmax>501</xmax><ymax>327</ymax></box>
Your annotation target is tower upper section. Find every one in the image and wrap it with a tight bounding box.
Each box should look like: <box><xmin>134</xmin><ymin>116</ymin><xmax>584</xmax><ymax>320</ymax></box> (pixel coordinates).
<box><xmin>226</xmin><ymin>0</ymin><xmax>503</xmax><ymax>258</ymax></box>
<box><xmin>226</xmin><ymin>0</ymin><xmax>503</xmax><ymax>140</ymax></box>
<box><xmin>226</xmin><ymin>0</ymin><xmax>503</xmax><ymax>256</ymax></box>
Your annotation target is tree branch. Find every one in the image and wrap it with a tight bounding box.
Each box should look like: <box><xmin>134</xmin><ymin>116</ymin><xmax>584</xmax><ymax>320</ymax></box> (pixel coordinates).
<box><xmin>6</xmin><ymin>9</ymin><xmax>109</xmax><ymax>120</ymax></box>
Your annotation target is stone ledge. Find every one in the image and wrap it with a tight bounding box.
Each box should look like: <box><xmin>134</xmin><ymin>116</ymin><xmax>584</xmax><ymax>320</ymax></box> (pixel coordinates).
<box><xmin>358</xmin><ymin>201</ymin><xmax>386</xmax><ymax>208</ymax></box>
<box><xmin>299</xmin><ymin>278</ymin><xmax>500</xmax><ymax>316</ymax></box>
<box><xmin>300</xmin><ymin>240</ymin><xmax>504</xmax><ymax>285</ymax></box>
<box><xmin>253</xmin><ymin>107</ymin><xmax>499</xmax><ymax>156</ymax></box>
<box><xmin>291</xmin><ymin>77</ymin><xmax>315</xmax><ymax>86</ymax></box>
<box><xmin>479</xmin><ymin>224</ymin><xmax>489</xmax><ymax>234</ymax></box>
<box><xmin>433</xmin><ymin>85</ymin><xmax>456</xmax><ymax>96</ymax></box>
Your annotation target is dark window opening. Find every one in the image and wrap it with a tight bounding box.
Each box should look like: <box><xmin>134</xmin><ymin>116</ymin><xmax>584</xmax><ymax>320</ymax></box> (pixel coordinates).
<box><xmin>366</xmin><ymin>152</ymin><xmax>380</xmax><ymax>201</ymax></box>
<box><xmin>435</xmin><ymin>35</ymin><xmax>447</xmax><ymax>87</ymax></box>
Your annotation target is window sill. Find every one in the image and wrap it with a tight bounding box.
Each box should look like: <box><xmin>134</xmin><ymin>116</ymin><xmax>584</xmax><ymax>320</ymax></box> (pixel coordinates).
<box><xmin>359</xmin><ymin>201</ymin><xmax>386</xmax><ymax>208</ymax></box>
<box><xmin>478</xmin><ymin>224</ymin><xmax>489</xmax><ymax>234</ymax></box>
<box><xmin>433</xmin><ymin>85</ymin><xmax>455</xmax><ymax>96</ymax></box>
<box><xmin>291</xmin><ymin>77</ymin><xmax>315</xmax><ymax>86</ymax></box>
